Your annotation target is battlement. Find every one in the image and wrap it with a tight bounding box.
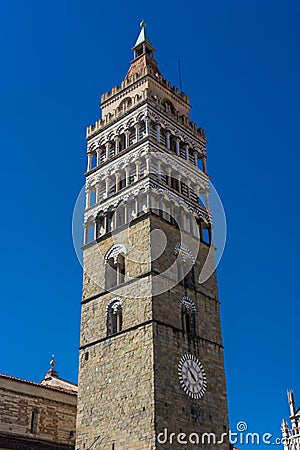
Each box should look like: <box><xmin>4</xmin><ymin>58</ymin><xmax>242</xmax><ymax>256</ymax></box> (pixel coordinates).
<box><xmin>100</xmin><ymin>65</ymin><xmax>190</xmax><ymax>105</ymax></box>
<box><xmin>87</xmin><ymin>91</ymin><xmax>206</xmax><ymax>141</ymax></box>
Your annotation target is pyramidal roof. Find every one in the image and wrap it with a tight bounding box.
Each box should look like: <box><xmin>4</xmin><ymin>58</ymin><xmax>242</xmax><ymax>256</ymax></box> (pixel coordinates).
<box><xmin>133</xmin><ymin>20</ymin><xmax>153</xmax><ymax>48</ymax></box>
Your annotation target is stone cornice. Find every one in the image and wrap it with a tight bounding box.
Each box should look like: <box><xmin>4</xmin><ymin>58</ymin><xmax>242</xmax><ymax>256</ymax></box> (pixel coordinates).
<box><xmin>85</xmin><ymin>141</ymin><xmax>209</xmax><ymax>188</ymax></box>
<box><xmin>79</xmin><ymin>319</ymin><xmax>224</xmax><ymax>351</ymax></box>
<box><xmin>84</xmin><ymin>177</ymin><xmax>210</xmax><ymax>224</ymax></box>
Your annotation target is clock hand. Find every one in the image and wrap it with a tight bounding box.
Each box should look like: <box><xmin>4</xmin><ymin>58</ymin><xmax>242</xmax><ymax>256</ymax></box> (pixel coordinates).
<box><xmin>188</xmin><ymin>368</ymin><xmax>197</xmax><ymax>383</ymax></box>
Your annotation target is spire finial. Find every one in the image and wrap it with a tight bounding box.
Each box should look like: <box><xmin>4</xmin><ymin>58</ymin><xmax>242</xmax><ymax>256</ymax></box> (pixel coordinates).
<box><xmin>44</xmin><ymin>354</ymin><xmax>59</xmax><ymax>378</ymax></box>
<box><xmin>133</xmin><ymin>20</ymin><xmax>154</xmax><ymax>53</ymax></box>
<box><xmin>50</xmin><ymin>354</ymin><xmax>56</xmax><ymax>368</ymax></box>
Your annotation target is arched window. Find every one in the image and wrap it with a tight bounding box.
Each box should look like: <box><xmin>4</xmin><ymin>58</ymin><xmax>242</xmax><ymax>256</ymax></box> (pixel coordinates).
<box><xmin>106</xmin><ymin>297</ymin><xmax>123</xmax><ymax>336</ymax></box>
<box><xmin>174</xmin><ymin>243</ymin><xmax>196</xmax><ymax>289</ymax></box>
<box><xmin>182</xmin><ymin>255</ymin><xmax>195</xmax><ymax>290</ymax></box>
<box><xmin>180</xmin><ymin>296</ymin><xmax>196</xmax><ymax>334</ymax></box>
<box><xmin>105</xmin><ymin>245</ymin><xmax>126</xmax><ymax>290</ymax></box>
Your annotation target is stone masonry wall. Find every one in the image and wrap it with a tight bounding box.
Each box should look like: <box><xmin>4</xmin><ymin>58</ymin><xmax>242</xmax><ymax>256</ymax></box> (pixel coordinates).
<box><xmin>0</xmin><ymin>376</ymin><xmax>76</xmax><ymax>447</ymax></box>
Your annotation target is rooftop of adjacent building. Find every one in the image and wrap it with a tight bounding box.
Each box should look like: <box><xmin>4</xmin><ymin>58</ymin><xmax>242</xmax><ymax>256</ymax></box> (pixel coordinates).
<box><xmin>0</xmin><ymin>356</ymin><xmax>77</xmax><ymax>396</ymax></box>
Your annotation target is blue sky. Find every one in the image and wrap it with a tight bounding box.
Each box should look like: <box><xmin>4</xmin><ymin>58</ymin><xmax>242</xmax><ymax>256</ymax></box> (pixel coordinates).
<box><xmin>1</xmin><ymin>0</ymin><xmax>299</xmax><ymax>446</ymax></box>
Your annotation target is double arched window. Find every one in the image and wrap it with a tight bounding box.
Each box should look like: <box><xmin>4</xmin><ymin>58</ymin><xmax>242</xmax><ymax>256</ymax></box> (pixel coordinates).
<box><xmin>180</xmin><ymin>296</ymin><xmax>196</xmax><ymax>334</ymax></box>
<box><xmin>106</xmin><ymin>297</ymin><xmax>123</xmax><ymax>336</ymax></box>
<box><xmin>105</xmin><ymin>245</ymin><xmax>126</xmax><ymax>290</ymax></box>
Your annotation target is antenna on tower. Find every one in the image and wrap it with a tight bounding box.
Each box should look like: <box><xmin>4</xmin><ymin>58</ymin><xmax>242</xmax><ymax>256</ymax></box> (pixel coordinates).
<box><xmin>178</xmin><ymin>59</ymin><xmax>183</xmax><ymax>93</ymax></box>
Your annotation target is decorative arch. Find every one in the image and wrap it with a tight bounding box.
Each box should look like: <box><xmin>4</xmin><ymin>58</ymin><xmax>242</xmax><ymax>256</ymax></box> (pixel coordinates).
<box><xmin>116</xmin><ymin>124</ymin><xmax>125</xmax><ymax>135</ymax></box>
<box><xmin>162</xmin><ymin>98</ymin><xmax>176</xmax><ymax>114</ymax></box>
<box><xmin>179</xmin><ymin>295</ymin><xmax>196</xmax><ymax>312</ymax></box>
<box><xmin>136</xmin><ymin>112</ymin><xmax>145</xmax><ymax>122</ymax></box>
<box><xmin>126</xmin><ymin>118</ymin><xmax>134</xmax><ymax>128</ymax></box>
<box><xmin>105</xmin><ymin>244</ymin><xmax>126</xmax><ymax>264</ymax></box>
<box><xmin>107</xmin><ymin>130</ymin><xmax>115</xmax><ymax>141</ymax></box>
<box><xmin>119</xmin><ymin>97</ymin><xmax>132</xmax><ymax>111</ymax></box>
<box><xmin>106</xmin><ymin>296</ymin><xmax>123</xmax><ymax>313</ymax></box>
<box><xmin>173</xmin><ymin>243</ymin><xmax>195</xmax><ymax>265</ymax></box>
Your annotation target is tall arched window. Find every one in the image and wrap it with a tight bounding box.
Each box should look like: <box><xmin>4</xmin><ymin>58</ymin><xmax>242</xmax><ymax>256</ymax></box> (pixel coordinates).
<box><xmin>105</xmin><ymin>245</ymin><xmax>126</xmax><ymax>290</ymax></box>
<box><xmin>183</xmin><ymin>257</ymin><xmax>195</xmax><ymax>290</ymax></box>
<box><xmin>174</xmin><ymin>243</ymin><xmax>196</xmax><ymax>289</ymax></box>
<box><xmin>180</xmin><ymin>296</ymin><xmax>196</xmax><ymax>334</ymax></box>
<box><xmin>106</xmin><ymin>297</ymin><xmax>123</xmax><ymax>336</ymax></box>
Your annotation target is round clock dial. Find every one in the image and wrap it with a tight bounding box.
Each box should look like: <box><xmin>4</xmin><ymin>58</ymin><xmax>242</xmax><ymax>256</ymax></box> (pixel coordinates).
<box><xmin>178</xmin><ymin>354</ymin><xmax>207</xmax><ymax>399</ymax></box>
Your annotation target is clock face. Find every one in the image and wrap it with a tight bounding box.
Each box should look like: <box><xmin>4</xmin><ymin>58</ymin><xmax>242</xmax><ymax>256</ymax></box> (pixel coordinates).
<box><xmin>178</xmin><ymin>354</ymin><xmax>207</xmax><ymax>399</ymax></box>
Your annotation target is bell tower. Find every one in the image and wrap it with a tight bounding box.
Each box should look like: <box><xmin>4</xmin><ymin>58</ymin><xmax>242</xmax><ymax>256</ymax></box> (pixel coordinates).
<box><xmin>76</xmin><ymin>22</ymin><xmax>229</xmax><ymax>449</ymax></box>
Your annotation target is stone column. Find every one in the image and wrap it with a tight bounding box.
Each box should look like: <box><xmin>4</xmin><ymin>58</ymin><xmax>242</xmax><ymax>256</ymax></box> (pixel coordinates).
<box><xmin>96</xmin><ymin>148</ymin><xmax>101</xmax><ymax>166</ymax></box>
<box><xmin>146</xmin><ymin>190</ymin><xmax>151</xmax><ymax>211</ymax></box>
<box><xmin>156</xmin><ymin>123</ymin><xmax>161</xmax><ymax>143</ymax></box>
<box><xmin>167</xmin><ymin>167</ymin><xmax>172</xmax><ymax>186</ymax></box>
<box><xmin>105</xmin><ymin>178</ymin><xmax>110</xmax><ymax>198</ymax></box>
<box><xmin>135</xmin><ymin>161</ymin><xmax>141</xmax><ymax>181</ymax></box>
<box><xmin>87</xmin><ymin>153</ymin><xmax>93</xmax><ymax>171</ymax></box>
<box><xmin>170</xmin><ymin>201</ymin><xmax>174</xmax><ymax>224</ymax></box>
<box><xmin>205</xmin><ymin>191</ymin><xmax>210</xmax><ymax>211</ymax></box>
<box><xmin>177</xmin><ymin>174</ymin><xmax>182</xmax><ymax>193</ymax></box>
<box><xmin>105</xmin><ymin>142</ymin><xmax>110</xmax><ymax>160</ymax></box>
<box><xmin>157</xmin><ymin>161</ymin><xmax>161</xmax><ymax>181</ymax></box>
<box><xmin>145</xmin><ymin>154</ymin><xmax>150</xmax><ymax>175</ymax></box>
<box><xmin>125</xmin><ymin>167</ymin><xmax>130</xmax><ymax>186</ymax></box>
<box><xmin>115</xmin><ymin>172</ymin><xmax>120</xmax><ymax>193</ymax></box>
<box><xmin>84</xmin><ymin>225</ymin><xmax>88</xmax><ymax>245</ymax></box>
<box><xmin>85</xmin><ymin>189</ymin><xmax>90</xmax><ymax>209</ymax></box>
<box><xmin>116</xmin><ymin>310</ymin><xmax>122</xmax><ymax>331</ymax></box>
<box><xmin>193</xmin><ymin>150</ymin><xmax>198</xmax><ymax>166</ymax></box>
<box><xmin>96</xmin><ymin>182</ymin><xmax>101</xmax><ymax>203</ymax></box>
<box><xmin>145</xmin><ymin>117</ymin><xmax>151</xmax><ymax>136</ymax></box>
<box><xmin>125</xmin><ymin>130</ymin><xmax>130</xmax><ymax>148</ymax></box>
<box><xmin>115</xmin><ymin>137</ymin><xmax>120</xmax><ymax>155</ymax></box>
<box><xmin>175</xmin><ymin>138</ymin><xmax>180</xmax><ymax>156</ymax></box>
<box><xmin>135</xmin><ymin>123</ymin><xmax>140</xmax><ymax>142</ymax></box>
<box><xmin>165</xmin><ymin>131</ymin><xmax>171</xmax><ymax>149</ymax></box>
<box><xmin>202</xmin><ymin>155</ymin><xmax>207</xmax><ymax>173</ymax></box>
<box><xmin>135</xmin><ymin>196</ymin><xmax>139</xmax><ymax>217</ymax></box>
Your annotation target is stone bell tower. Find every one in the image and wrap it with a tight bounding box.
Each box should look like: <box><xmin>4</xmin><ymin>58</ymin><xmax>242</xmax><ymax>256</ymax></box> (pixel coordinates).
<box><xmin>75</xmin><ymin>21</ymin><xmax>229</xmax><ymax>450</ymax></box>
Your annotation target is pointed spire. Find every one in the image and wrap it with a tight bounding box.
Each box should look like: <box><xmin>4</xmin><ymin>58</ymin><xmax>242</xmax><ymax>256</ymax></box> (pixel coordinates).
<box><xmin>132</xmin><ymin>20</ymin><xmax>155</xmax><ymax>60</ymax></box>
<box><xmin>133</xmin><ymin>20</ymin><xmax>152</xmax><ymax>48</ymax></box>
<box><xmin>288</xmin><ymin>389</ymin><xmax>296</xmax><ymax>416</ymax></box>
